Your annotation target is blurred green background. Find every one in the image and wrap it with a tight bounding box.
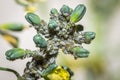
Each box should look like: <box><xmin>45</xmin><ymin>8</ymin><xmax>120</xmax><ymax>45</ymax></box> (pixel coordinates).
<box><xmin>0</xmin><ymin>0</ymin><xmax>120</xmax><ymax>80</ymax></box>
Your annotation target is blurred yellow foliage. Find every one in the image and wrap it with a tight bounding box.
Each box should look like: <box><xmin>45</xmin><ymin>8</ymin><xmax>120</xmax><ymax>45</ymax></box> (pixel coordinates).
<box><xmin>16</xmin><ymin>0</ymin><xmax>47</xmax><ymax>12</ymax></box>
<box><xmin>3</xmin><ymin>34</ymin><xmax>18</xmax><ymax>48</ymax></box>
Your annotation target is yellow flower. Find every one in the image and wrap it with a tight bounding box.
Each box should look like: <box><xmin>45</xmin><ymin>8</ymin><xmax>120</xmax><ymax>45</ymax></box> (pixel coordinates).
<box><xmin>44</xmin><ymin>66</ymin><xmax>70</xmax><ymax>80</ymax></box>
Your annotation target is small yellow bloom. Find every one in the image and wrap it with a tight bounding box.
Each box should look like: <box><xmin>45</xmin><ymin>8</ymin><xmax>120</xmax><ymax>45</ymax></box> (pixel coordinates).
<box><xmin>44</xmin><ymin>66</ymin><xmax>70</xmax><ymax>80</ymax></box>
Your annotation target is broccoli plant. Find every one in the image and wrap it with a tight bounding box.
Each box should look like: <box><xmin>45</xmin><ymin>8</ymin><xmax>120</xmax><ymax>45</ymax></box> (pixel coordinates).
<box><xmin>0</xmin><ymin>4</ymin><xmax>95</xmax><ymax>80</ymax></box>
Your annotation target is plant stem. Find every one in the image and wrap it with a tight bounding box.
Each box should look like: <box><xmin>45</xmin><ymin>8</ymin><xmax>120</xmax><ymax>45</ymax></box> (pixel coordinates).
<box><xmin>0</xmin><ymin>67</ymin><xmax>21</xmax><ymax>78</ymax></box>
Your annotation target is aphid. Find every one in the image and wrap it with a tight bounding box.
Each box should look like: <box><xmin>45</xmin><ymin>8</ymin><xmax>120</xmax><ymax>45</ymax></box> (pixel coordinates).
<box><xmin>75</xmin><ymin>24</ymin><xmax>84</xmax><ymax>32</ymax></box>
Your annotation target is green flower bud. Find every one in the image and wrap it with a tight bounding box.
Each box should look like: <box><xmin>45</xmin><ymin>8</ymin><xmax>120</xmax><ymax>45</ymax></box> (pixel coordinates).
<box><xmin>33</xmin><ymin>34</ymin><xmax>47</xmax><ymax>48</ymax></box>
<box><xmin>50</xmin><ymin>8</ymin><xmax>58</xmax><ymax>16</ymax></box>
<box><xmin>83</xmin><ymin>31</ymin><xmax>96</xmax><ymax>44</ymax></box>
<box><xmin>5</xmin><ymin>48</ymin><xmax>26</xmax><ymax>60</ymax></box>
<box><xmin>60</xmin><ymin>5</ymin><xmax>71</xmax><ymax>16</ymax></box>
<box><xmin>0</xmin><ymin>23</ymin><xmax>25</xmax><ymax>31</ymax></box>
<box><xmin>25</xmin><ymin>12</ymin><xmax>41</xmax><ymax>26</ymax></box>
<box><xmin>48</xmin><ymin>19</ymin><xmax>58</xmax><ymax>30</ymax></box>
<box><xmin>42</xmin><ymin>64</ymin><xmax>58</xmax><ymax>77</ymax></box>
<box><xmin>70</xmin><ymin>4</ymin><xmax>86</xmax><ymax>23</ymax></box>
<box><xmin>75</xmin><ymin>24</ymin><xmax>84</xmax><ymax>32</ymax></box>
<box><xmin>71</xmin><ymin>47</ymin><xmax>89</xmax><ymax>58</ymax></box>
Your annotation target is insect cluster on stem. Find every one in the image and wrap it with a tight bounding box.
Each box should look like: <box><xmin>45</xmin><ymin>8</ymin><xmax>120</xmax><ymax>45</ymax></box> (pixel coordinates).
<box><xmin>4</xmin><ymin>4</ymin><xmax>95</xmax><ymax>80</ymax></box>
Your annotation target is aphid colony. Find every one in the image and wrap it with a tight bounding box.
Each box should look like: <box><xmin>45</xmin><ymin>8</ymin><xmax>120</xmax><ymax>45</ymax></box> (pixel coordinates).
<box><xmin>5</xmin><ymin>4</ymin><xmax>95</xmax><ymax>80</ymax></box>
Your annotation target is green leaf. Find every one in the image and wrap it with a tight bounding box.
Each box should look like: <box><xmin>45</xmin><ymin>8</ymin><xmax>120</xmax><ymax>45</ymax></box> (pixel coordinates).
<box><xmin>70</xmin><ymin>4</ymin><xmax>86</xmax><ymax>23</ymax></box>
<box><xmin>25</xmin><ymin>12</ymin><xmax>41</xmax><ymax>26</ymax></box>
<box><xmin>5</xmin><ymin>48</ymin><xmax>26</xmax><ymax>60</ymax></box>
